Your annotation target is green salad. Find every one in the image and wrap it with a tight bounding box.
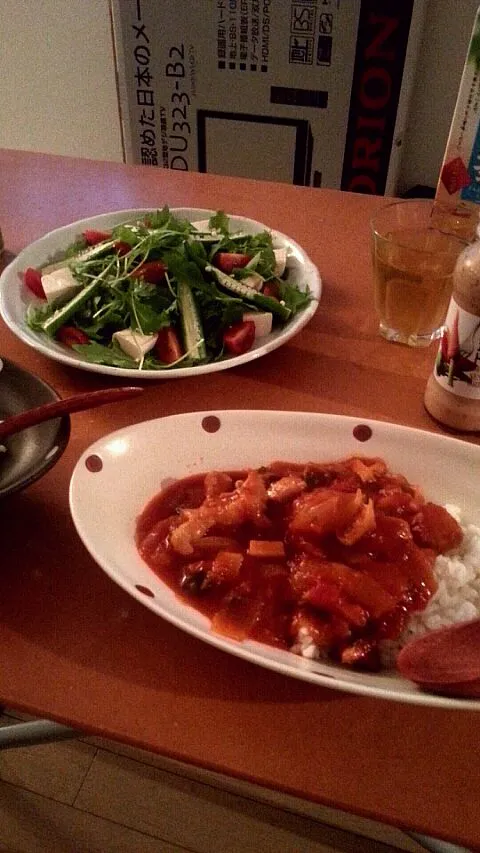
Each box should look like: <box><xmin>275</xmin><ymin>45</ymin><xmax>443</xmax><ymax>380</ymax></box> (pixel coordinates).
<box><xmin>24</xmin><ymin>208</ymin><xmax>312</xmax><ymax>371</ymax></box>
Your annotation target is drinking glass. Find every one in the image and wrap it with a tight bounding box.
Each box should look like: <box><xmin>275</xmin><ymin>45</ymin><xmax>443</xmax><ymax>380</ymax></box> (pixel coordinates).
<box><xmin>371</xmin><ymin>199</ymin><xmax>467</xmax><ymax>347</ymax></box>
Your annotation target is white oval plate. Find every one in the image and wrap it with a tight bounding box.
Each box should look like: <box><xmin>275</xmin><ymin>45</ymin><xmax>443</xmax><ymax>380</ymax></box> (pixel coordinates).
<box><xmin>0</xmin><ymin>208</ymin><xmax>321</xmax><ymax>379</ymax></box>
<box><xmin>69</xmin><ymin>410</ymin><xmax>480</xmax><ymax>709</ymax></box>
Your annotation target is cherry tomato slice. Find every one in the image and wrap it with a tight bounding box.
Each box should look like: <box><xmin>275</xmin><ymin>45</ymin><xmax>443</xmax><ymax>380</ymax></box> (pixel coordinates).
<box><xmin>56</xmin><ymin>326</ymin><xmax>90</xmax><ymax>348</ymax></box>
<box><xmin>24</xmin><ymin>267</ymin><xmax>46</xmax><ymax>299</ymax></box>
<box><xmin>83</xmin><ymin>229</ymin><xmax>111</xmax><ymax>245</ymax></box>
<box><xmin>222</xmin><ymin>320</ymin><xmax>255</xmax><ymax>355</ymax></box>
<box><xmin>114</xmin><ymin>241</ymin><xmax>131</xmax><ymax>256</ymax></box>
<box><xmin>154</xmin><ymin>327</ymin><xmax>184</xmax><ymax>364</ymax></box>
<box><xmin>262</xmin><ymin>280</ymin><xmax>281</xmax><ymax>300</ymax></box>
<box><xmin>214</xmin><ymin>253</ymin><xmax>251</xmax><ymax>274</ymax></box>
<box><xmin>130</xmin><ymin>261</ymin><xmax>167</xmax><ymax>284</ymax></box>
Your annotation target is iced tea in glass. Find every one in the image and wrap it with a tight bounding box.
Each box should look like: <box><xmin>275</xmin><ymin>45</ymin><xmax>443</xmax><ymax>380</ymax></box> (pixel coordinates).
<box><xmin>371</xmin><ymin>200</ymin><xmax>467</xmax><ymax>347</ymax></box>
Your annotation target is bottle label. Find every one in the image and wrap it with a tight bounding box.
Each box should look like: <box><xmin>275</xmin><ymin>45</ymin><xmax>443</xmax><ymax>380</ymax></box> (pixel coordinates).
<box><xmin>433</xmin><ymin>300</ymin><xmax>480</xmax><ymax>398</ymax></box>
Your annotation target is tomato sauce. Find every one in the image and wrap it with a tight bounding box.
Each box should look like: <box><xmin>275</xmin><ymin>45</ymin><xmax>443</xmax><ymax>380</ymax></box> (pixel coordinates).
<box><xmin>136</xmin><ymin>471</ymin><xmax>295</xmax><ymax>646</ymax></box>
<box><xmin>135</xmin><ymin>459</ymin><xmax>463</xmax><ymax>670</ymax></box>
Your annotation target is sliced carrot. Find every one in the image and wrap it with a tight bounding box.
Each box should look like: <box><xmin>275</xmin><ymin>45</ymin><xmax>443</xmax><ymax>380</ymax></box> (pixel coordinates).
<box><xmin>248</xmin><ymin>540</ymin><xmax>285</xmax><ymax>558</ymax></box>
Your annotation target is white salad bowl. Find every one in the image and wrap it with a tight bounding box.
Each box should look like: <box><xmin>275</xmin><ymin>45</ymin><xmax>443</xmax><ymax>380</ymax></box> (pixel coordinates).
<box><xmin>0</xmin><ymin>208</ymin><xmax>321</xmax><ymax>379</ymax></box>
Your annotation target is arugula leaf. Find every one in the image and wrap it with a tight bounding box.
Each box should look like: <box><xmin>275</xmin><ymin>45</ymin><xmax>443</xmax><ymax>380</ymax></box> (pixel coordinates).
<box><xmin>139</xmin><ymin>229</ymin><xmax>188</xmax><ymax>255</ymax></box>
<box><xmin>127</xmin><ymin>282</ymin><xmax>178</xmax><ymax>335</ymax></box>
<box><xmin>76</xmin><ymin>311</ymin><xmax>126</xmax><ymax>340</ymax></box>
<box><xmin>64</xmin><ymin>237</ymin><xmax>88</xmax><ymax>258</ymax></box>
<box><xmin>206</xmin><ymin>230</ymin><xmax>276</xmax><ymax>276</ymax></box>
<box><xmin>142</xmin><ymin>352</ymin><xmax>196</xmax><ymax>370</ymax></box>
<box><xmin>73</xmin><ymin>341</ymin><xmax>139</xmax><ymax>368</ymax></box>
<box><xmin>278</xmin><ymin>280</ymin><xmax>312</xmax><ymax>314</ymax></box>
<box><xmin>26</xmin><ymin>301</ymin><xmax>56</xmax><ymax>331</ymax></box>
<box><xmin>131</xmin><ymin>280</ymin><xmax>171</xmax><ymax>305</ymax></box>
<box><xmin>143</xmin><ymin>206</ymin><xmax>171</xmax><ymax>229</ymax></box>
<box><xmin>247</xmin><ymin>230</ymin><xmax>274</xmax><ymax>249</ymax></box>
<box><xmin>141</xmin><ymin>207</ymin><xmax>193</xmax><ymax>236</ymax></box>
<box><xmin>164</xmin><ymin>211</ymin><xmax>196</xmax><ymax>235</ymax></box>
<box><xmin>132</xmin><ymin>299</ymin><xmax>176</xmax><ymax>334</ymax></box>
<box><xmin>73</xmin><ymin>340</ymin><xmax>196</xmax><ymax>371</ymax></box>
<box><xmin>111</xmin><ymin>212</ymin><xmax>191</xmax><ymax>256</ymax></box>
<box><xmin>69</xmin><ymin>282</ymin><xmax>129</xmax><ymax>339</ymax></box>
<box><xmin>185</xmin><ymin>238</ymin><xmax>208</xmax><ymax>269</ymax></box>
<box><xmin>195</xmin><ymin>289</ymin><xmax>244</xmax><ymax>353</ymax></box>
<box><xmin>112</xmin><ymin>224</ymin><xmax>144</xmax><ymax>247</ymax></box>
<box><xmin>244</xmin><ymin>245</ymin><xmax>275</xmax><ymax>277</ymax></box>
<box><xmin>163</xmin><ymin>249</ymin><xmax>209</xmax><ymax>291</ymax></box>
<box><xmin>208</xmin><ymin>211</ymin><xmax>230</xmax><ymax>234</ymax></box>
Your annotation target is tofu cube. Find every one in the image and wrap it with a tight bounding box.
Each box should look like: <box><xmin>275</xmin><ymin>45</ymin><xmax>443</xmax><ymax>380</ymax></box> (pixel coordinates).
<box><xmin>241</xmin><ymin>272</ymin><xmax>264</xmax><ymax>291</ymax></box>
<box><xmin>273</xmin><ymin>248</ymin><xmax>287</xmax><ymax>276</ymax></box>
<box><xmin>242</xmin><ymin>311</ymin><xmax>273</xmax><ymax>338</ymax></box>
<box><xmin>112</xmin><ymin>329</ymin><xmax>158</xmax><ymax>361</ymax></box>
<box><xmin>191</xmin><ymin>219</ymin><xmax>215</xmax><ymax>233</ymax></box>
<box><xmin>40</xmin><ymin>267</ymin><xmax>82</xmax><ymax>305</ymax></box>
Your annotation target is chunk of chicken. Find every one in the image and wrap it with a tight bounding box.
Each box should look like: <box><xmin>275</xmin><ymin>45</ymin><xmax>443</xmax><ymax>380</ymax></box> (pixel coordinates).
<box><xmin>411</xmin><ymin>503</ymin><xmax>463</xmax><ymax>553</ymax></box>
<box><xmin>341</xmin><ymin>639</ymin><xmax>381</xmax><ymax>671</ymax></box>
<box><xmin>210</xmin><ymin>551</ymin><xmax>244</xmax><ymax>583</ymax></box>
<box><xmin>288</xmin><ymin>487</ymin><xmax>363</xmax><ymax>539</ymax></box>
<box><xmin>374</xmin><ymin>489</ymin><xmax>423</xmax><ymax>518</ymax></box>
<box><xmin>347</xmin><ymin>457</ymin><xmax>387</xmax><ymax>483</ymax></box>
<box><xmin>267</xmin><ymin>474</ymin><xmax>306</xmax><ymax>503</ymax></box>
<box><xmin>337</xmin><ymin>497</ymin><xmax>375</xmax><ymax>545</ymax></box>
<box><xmin>169</xmin><ymin>470</ymin><xmax>268</xmax><ymax>555</ymax></box>
<box><xmin>204</xmin><ymin>471</ymin><xmax>234</xmax><ymax>498</ymax></box>
<box><xmin>305</xmin><ymin>578</ymin><xmax>368</xmax><ymax>627</ymax></box>
<box><xmin>290</xmin><ymin>556</ymin><xmax>397</xmax><ymax>618</ymax></box>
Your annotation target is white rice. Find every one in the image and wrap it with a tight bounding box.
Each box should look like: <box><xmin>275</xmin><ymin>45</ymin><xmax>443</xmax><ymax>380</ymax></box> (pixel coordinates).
<box><xmin>292</xmin><ymin>627</ymin><xmax>322</xmax><ymax>660</ymax></box>
<box><xmin>400</xmin><ymin>505</ymin><xmax>480</xmax><ymax>642</ymax></box>
<box><xmin>293</xmin><ymin>506</ymin><xmax>480</xmax><ymax>668</ymax></box>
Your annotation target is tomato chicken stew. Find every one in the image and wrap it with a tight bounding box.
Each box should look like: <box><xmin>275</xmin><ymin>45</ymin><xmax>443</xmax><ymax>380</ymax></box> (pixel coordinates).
<box><xmin>135</xmin><ymin>457</ymin><xmax>463</xmax><ymax>672</ymax></box>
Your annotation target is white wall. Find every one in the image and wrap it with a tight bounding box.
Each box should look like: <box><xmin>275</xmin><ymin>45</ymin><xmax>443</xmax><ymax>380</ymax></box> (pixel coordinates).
<box><xmin>0</xmin><ymin>0</ymin><xmax>478</xmax><ymax>192</ymax></box>
<box><xmin>0</xmin><ymin>0</ymin><xmax>122</xmax><ymax>162</ymax></box>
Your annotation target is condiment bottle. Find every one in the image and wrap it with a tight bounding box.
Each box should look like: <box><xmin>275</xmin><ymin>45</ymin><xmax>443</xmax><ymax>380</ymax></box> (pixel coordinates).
<box><xmin>424</xmin><ymin>240</ymin><xmax>480</xmax><ymax>432</ymax></box>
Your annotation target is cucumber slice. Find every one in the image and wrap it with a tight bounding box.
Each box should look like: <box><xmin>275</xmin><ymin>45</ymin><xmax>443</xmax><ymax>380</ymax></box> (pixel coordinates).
<box><xmin>40</xmin><ymin>266</ymin><xmax>112</xmax><ymax>337</ymax></box>
<box><xmin>41</xmin><ymin>240</ymin><xmax>116</xmax><ymax>275</ymax></box>
<box><xmin>177</xmin><ymin>280</ymin><xmax>206</xmax><ymax>361</ymax></box>
<box><xmin>206</xmin><ymin>265</ymin><xmax>291</xmax><ymax>321</ymax></box>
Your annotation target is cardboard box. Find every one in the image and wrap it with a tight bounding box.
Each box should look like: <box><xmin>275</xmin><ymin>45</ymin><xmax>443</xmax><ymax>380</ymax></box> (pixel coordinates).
<box><xmin>111</xmin><ymin>0</ymin><xmax>425</xmax><ymax>194</ymax></box>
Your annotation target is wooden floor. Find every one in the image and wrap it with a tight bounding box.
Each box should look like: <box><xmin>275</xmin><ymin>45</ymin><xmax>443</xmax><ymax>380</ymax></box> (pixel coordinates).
<box><xmin>0</xmin><ymin>711</ymin><xmax>434</xmax><ymax>853</ymax></box>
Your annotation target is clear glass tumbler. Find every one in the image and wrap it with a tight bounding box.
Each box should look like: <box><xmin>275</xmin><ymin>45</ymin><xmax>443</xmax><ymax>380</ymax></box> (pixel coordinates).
<box><xmin>371</xmin><ymin>199</ymin><xmax>467</xmax><ymax>347</ymax></box>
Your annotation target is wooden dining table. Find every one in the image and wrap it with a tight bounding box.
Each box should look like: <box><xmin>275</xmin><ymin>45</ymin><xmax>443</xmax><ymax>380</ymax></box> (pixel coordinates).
<box><xmin>0</xmin><ymin>148</ymin><xmax>479</xmax><ymax>851</ymax></box>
